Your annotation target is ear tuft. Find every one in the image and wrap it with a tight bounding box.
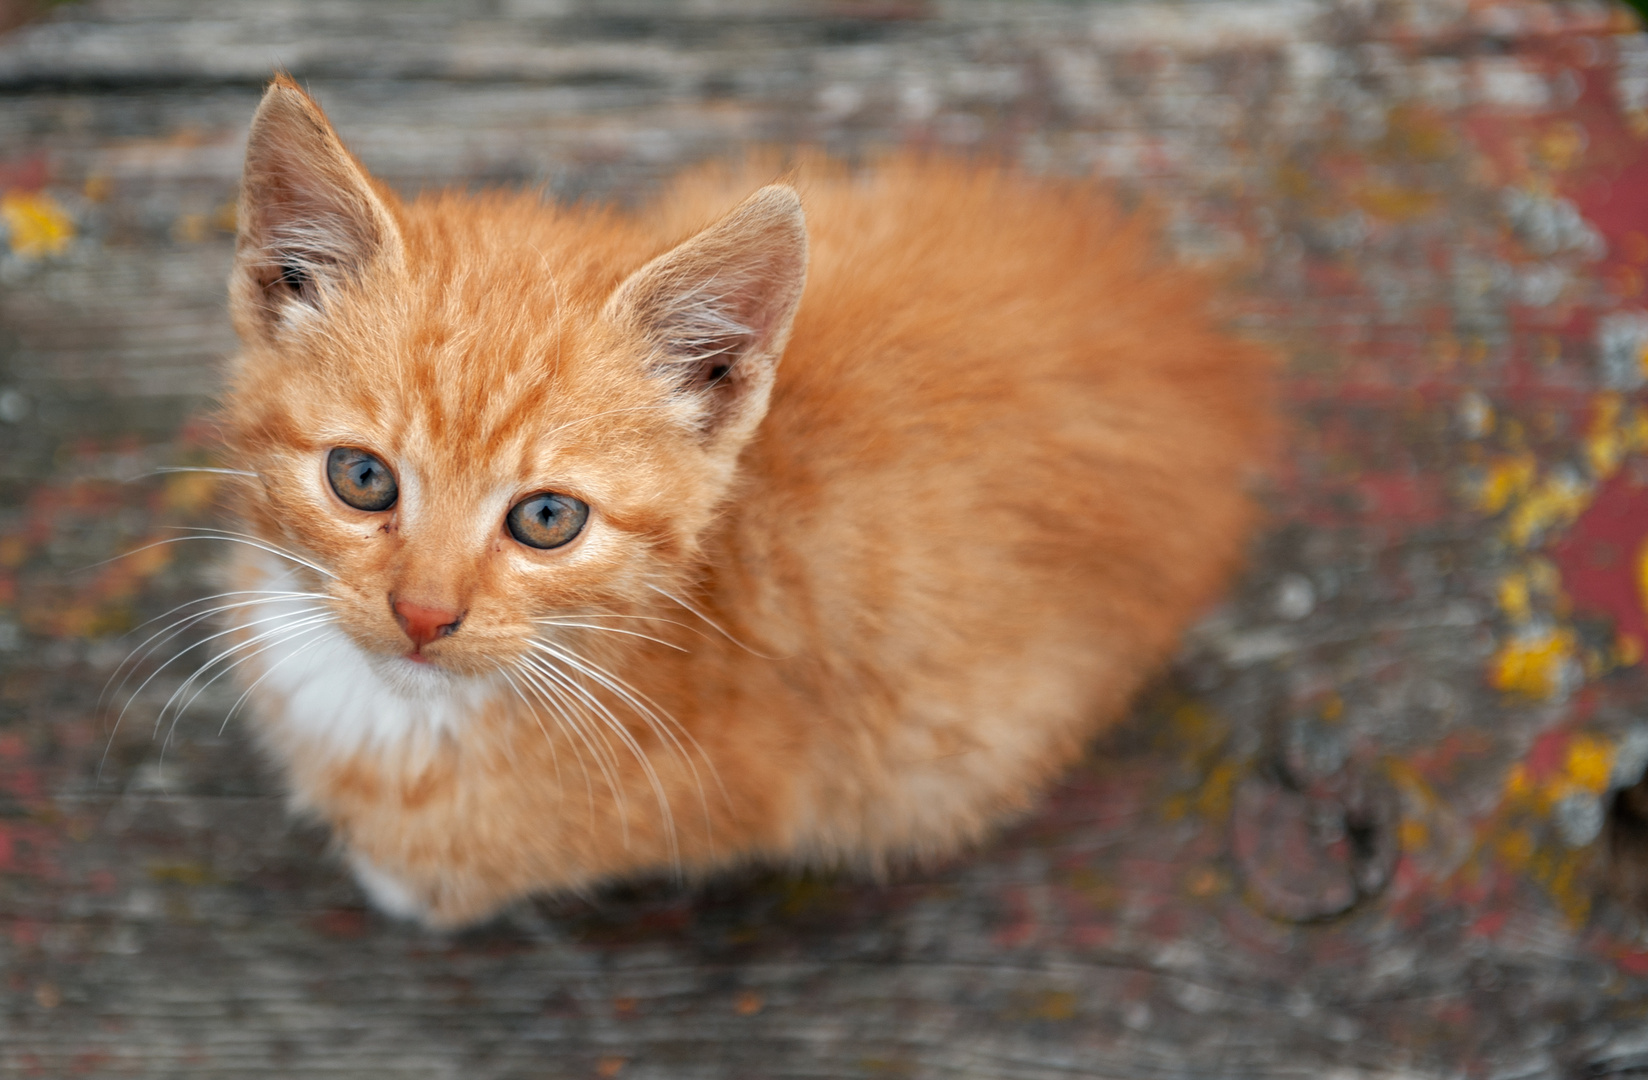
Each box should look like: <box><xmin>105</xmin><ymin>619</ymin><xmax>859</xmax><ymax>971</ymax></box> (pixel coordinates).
<box><xmin>231</xmin><ymin>76</ymin><xmax>402</xmax><ymax>337</ymax></box>
<box><xmin>606</xmin><ymin>185</ymin><xmax>808</xmax><ymax>446</ymax></box>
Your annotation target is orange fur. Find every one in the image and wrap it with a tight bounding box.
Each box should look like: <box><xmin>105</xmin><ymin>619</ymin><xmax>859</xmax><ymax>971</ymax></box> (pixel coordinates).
<box><xmin>217</xmin><ymin>76</ymin><xmax>1273</xmax><ymax>927</ymax></box>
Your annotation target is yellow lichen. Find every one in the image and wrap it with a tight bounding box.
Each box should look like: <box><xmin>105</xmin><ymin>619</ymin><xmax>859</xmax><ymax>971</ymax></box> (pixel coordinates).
<box><xmin>1504</xmin><ymin>473</ymin><xmax>1591</xmax><ymax>548</ymax></box>
<box><xmin>1499</xmin><ymin>732</ymin><xmax>1615</xmax><ymax>816</ymax></box>
<box><xmin>1</xmin><ymin>190</ymin><xmax>75</xmax><ymax>258</ymax></box>
<box><xmin>1185</xmin><ymin>866</ymin><xmax>1229</xmax><ymax>897</ymax></box>
<box><xmin>1473</xmin><ymin>453</ymin><xmax>1536</xmax><ymax>514</ymax></box>
<box><xmin>1588</xmin><ymin>393</ymin><xmax>1627</xmax><ymax>480</ymax></box>
<box><xmin>1498</xmin><ymin>573</ymin><xmax>1532</xmax><ymax>623</ymax></box>
<box><xmin>1193</xmin><ymin>760</ymin><xmax>1240</xmax><ymax>821</ymax></box>
<box><xmin>1490</xmin><ymin>628</ymin><xmax>1577</xmax><ymax>699</ymax></box>
<box><xmin>1634</xmin><ymin>538</ymin><xmax>1648</xmax><ymax>636</ymax></box>
<box><xmin>1564</xmin><ymin>736</ymin><xmax>1614</xmax><ymax>795</ymax></box>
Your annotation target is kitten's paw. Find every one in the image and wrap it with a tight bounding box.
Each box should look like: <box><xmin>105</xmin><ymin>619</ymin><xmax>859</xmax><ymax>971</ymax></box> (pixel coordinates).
<box><xmin>345</xmin><ymin>852</ymin><xmax>428</xmax><ymax>922</ymax></box>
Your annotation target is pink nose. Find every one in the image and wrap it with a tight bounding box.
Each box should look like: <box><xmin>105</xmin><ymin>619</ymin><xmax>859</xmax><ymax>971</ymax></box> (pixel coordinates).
<box><xmin>392</xmin><ymin>599</ymin><xmax>462</xmax><ymax>649</ymax></box>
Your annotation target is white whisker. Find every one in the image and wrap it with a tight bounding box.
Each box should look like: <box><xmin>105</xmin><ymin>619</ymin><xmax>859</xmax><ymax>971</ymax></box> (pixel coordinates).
<box><xmin>513</xmin><ymin>664</ymin><xmax>603</xmax><ymax>822</ymax></box>
<box><xmin>157</xmin><ymin>611</ymin><xmax>336</xmax><ymax>733</ymax></box>
<box><xmin>497</xmin><ymin>669</ymin><xmax>567</xmax><ymax>792</ymax></box>
<box><xmin>513</xmin><ymin>656</ymin><xmax>627</xmax><ymax>842</ymax></box>
<box><xmin>529</xmin><ymin>636</ymin><xmax>722</xmax><ymax>827</ymax></box>
<box><xmin>216</xmin><ymin>625</ymin><xmax>336</xmax><ymax>736</ymax></box>
<box><xmin>103</xmin><ymin>591</ymin><xmax>332</xmax><ymax>710</ymax></box>
<box><xmin>142</xmin><ymin>606</ymin><xmax>332</xmax><ymax>735</ymax></box>
<box><xmin>160</xmin><ymin>527</ymin><xmax>338</xmax><ymax>581</ymax></box>
<box><xmin>78</xmin><ymin>532</ymin><xmax>335</xmax><ymax>582</ymax></box>
<box><xmin>521</xmin><ymin>651</ymin><xmax>673</xmax><ymax>856</ymax></box>
<box><xmin>138</xmin><ymin>466</ymin><xmax>261</xmax><ymax>480</ymax></box>
<box><xmin>646</xmin><ymin>583</ymin><xmax>781</xmax><ymax>659</ymax></box>
<box><xmin>157</xmin><ymin>612</ymin><xmax>338</xmax><ymax>769</ymax></box>
<box><xmin>99</xmin><ymin>604</ymin><xmax>330</xmax><ymax>779</ymax></box>
<box><xmin>534</xmin><ymin>620</ymin><xmax>689</xmax><ymax>652</ymax></box>
<box><xmin>522</xmin><ymin>640</ymin><xmax>704</xmax><ymax>870</ymax></box>
<box><xmin>516</xmin><ymin>655</ymin><xmax>628</xmax><ymax>791</ymax></box>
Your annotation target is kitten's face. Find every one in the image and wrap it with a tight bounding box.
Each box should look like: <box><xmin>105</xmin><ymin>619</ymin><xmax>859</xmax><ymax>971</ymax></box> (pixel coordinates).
<box><xmin>222</xmin><ymin>80</ymin><xmax>806</xmax><ymax>686</ymax></box>
<box><xmin>231</xmin><ymin>293</ymin><xmax>704</xmax><ymax>682</ymax></box>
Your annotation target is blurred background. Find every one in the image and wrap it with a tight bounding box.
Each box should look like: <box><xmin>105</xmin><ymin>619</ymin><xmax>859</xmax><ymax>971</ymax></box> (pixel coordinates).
<box><xmin>5</xmin><ymin>0</ymin><xmax>1648</xmax><ymax>1076</ymax></box>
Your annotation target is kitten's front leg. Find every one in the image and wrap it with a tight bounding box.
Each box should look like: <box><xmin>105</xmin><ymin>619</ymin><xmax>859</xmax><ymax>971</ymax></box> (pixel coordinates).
<box><xmin>344</xmin><ymin>849</ymin><xmax>431</xmax><ymax>923</ymax></box>
<box><xmin>342</xmin><ymin>845</ymin><xmax>531</xmax><ymax>929</ymax></box>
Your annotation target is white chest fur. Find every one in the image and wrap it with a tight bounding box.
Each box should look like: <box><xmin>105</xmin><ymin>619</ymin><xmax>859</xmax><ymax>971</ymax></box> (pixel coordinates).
<box><xmin>233</xmin><ymin>554</ymin><xmax>497</xmax><ymax>756</ymax></box>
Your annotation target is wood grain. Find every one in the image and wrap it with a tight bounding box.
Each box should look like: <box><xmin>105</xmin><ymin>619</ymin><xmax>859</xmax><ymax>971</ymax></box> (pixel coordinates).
<box><xmin>4</xmin><ymin>1</ymin><xmax>1648</xmax><ymax>1076</ymax></box>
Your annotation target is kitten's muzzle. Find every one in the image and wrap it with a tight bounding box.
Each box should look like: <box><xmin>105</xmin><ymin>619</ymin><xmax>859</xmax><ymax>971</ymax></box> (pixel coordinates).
<box><xmin>391</xmin><ymin>597</ymin><xmax>464</xmax><ymax>650</ymax></box>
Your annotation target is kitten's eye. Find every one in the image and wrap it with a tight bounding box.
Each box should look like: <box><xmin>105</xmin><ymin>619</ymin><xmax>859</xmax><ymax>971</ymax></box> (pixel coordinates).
<box><xmin>326</xmin><ymin>447</ymin><xmax>398</xmax><ymax>511</ymax></box>
<box><xmin>278</xmin><ymin>263</ymin><xmax>310</xmax><ymax>294</ymax></box>
<box><xmin>507</xmin><ymin>493</ymin><xmax>589</xmax><ymax>550</ymax></box>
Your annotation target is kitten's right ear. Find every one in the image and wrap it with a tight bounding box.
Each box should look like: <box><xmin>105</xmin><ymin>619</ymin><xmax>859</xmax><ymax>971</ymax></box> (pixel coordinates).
<box><xmin>605</xmin><ymin>185</ymin><xmax>807</xmax><ymax>457</ymax></box>
<box><xmin>230</xmin><ymin>76</ymin><xmax>403</xmax><ymax>339</ymax></box>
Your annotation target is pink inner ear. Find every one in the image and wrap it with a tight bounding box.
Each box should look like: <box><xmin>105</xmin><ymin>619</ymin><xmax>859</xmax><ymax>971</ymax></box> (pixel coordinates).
<box><xmin>613</xmin><ymin>186</ymin><xmax>808</xmax><ymax>407</ymax></box>
<box><xmin>244</xmin><ymin>171</ymin><xmax>385</xmax><ymax>303</ymax></box>
<box><xmin>236</xmin><ymin>85</ymin><xmax>399</xmax><ymax>315</ymax></box>
<box><xmin>651</xmin><ymin>286</ymin><xmax>758</xmax><ymax>378</ymax></box>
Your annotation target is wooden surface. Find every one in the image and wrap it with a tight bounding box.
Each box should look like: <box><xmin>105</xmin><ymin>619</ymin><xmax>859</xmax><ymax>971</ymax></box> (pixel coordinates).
<box><xmin>7</xmin><ymin>0</ymin><xmax>1648</xmax><ymax>1076</ymax></box>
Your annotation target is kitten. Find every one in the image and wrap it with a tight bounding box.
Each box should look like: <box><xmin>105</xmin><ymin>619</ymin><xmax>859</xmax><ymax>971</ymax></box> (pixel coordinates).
<box><xmin>213</xmin><ymin>76</ymin><xmax>1272</xmax><ymax>927</ymax></box>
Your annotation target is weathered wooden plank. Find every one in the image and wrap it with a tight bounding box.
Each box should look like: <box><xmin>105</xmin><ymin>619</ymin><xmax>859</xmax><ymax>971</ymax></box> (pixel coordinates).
<box><xmin>6</xmin><ymin>0</ymin><xmax>1648</xmax><ymax>1077</ymax></box>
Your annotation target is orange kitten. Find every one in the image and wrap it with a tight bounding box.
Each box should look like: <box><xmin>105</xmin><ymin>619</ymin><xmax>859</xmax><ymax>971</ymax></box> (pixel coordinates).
<box><xmin>215</xmin><ymin>76</ymin><xmax>1272</xmax><ymax>927</ymax></box>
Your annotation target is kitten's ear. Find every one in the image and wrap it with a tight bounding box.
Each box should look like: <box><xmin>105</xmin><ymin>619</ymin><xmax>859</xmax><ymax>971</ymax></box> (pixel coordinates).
<box><xmin>230</xmin><ymin>75</ymin><xmax>403</xmax><ymax>339</ymax></box>
<box><xmin>605</xmin><ymin>185</ymin><xmax>808</xmax><ymax>449</ymax></box>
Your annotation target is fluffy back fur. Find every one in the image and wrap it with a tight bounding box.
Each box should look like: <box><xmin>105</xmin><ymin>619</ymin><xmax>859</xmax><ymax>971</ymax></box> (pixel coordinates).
<box><xmin>216</xmin><ymin>76</ymin><xmax>1273</xmax><ymax>927</ymax></box>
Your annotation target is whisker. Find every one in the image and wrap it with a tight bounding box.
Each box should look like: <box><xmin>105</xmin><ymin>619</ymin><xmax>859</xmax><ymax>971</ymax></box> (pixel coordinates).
<box><xmin>519</xmin><ymin>652</ymin><xmax>663</xmax><ymax>852</ymax></box>
<box><xmin>513</xmin><ymin>664</ymin><xmax>603</xmax><ymax>823</ymax></box>
<box><xmin>110</xmin><ymin>607</ymin><xmax>327</xmax><ymax>784</ymax></box>
<box><xmin>513</xmin><ymin>656</ymin><xmax>627</xmax><ymax>842</ymax></box>
<box><xmin>103</xmin><ymin>591</ymin><xmax>332</xmax><ymax>710</ymax></box>
<box><xmin>133</xmin><ymin>466</ymin><xmax>261</xmax><ymax>480</ymax></box>
<box><xmin>528</xmin><ymin>638</ymin><xmax>699</xmax><ymax>766</ymax></box>
<box><xmin>534</xmin><ymin>620</ymin><xmax>689</xmax><ymax>652</ymax></box>
<box><xmin>98</xmin><ymin>604</ymin><xmax>330</xmax><ymax>778</ymax></box>
<box><xmin>216</xmin><ymin>628</ymin><xmax>335</xmax><ymax>737</ymax></box>
<box><xmin>157</xmin><ymin>612</ymin><xmax>337</xmax><ymax>768</ymax></box>
<box><xmin>646</xmin><ymin>584</ymin><xmax>782</xmax><ymax>659</ymax></box>
<box><xmin>158</xmin><ymin>609</ymin><xmax>334</xmax><ymax>718</ymax></box>
<box><xmin>497</xmin><ymin>669</ymin><xmax>567</xmax><ymax>792</ymax></box>
<box><xmin>159</xmin><ymin>527</ymin><xmax>338</xmax><ymax>581</ymax></box>
<box><xmin>515</xmin><ymin>655</ymin><xmax>628</xmax><ymax>792</ymax></box>
<box><xmin>530</xmin><ymin>636</ymin><xmax>722</xmax><ymax>829</ymax></box>
<box><xmin>149</xmin><ymin>608</ymin><xmax>333</xmax><ymax>738</ymax></box>
<box><xmin>154</xmin><ymin>616</ymin><xmax>336</xmax><ymax>787</ymax></box>
<box><xmin>521</xmin><ymin>647</ymin><xmax>682</xmax><ymax>870</ymax></box>
<box><xmin>76</xmin><ymin>532</ymin><xmax>336</xmax><ymax>582</ymax></box>
<box><xmin>126</xmin><ymin>589</ymin><xmax>332</xmax><ymax>638</ymax></box>
<box><xmin>544</xmin><ymin>610</ymin><xmax>713</xmax><ymax>645</ymax></box>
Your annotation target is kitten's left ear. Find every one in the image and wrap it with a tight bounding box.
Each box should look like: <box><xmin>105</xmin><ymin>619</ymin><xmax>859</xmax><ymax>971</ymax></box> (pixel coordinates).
<box><xmin>605</xmin><ymin>185</ymin><xmax>808</xmax><ymax>453</ymax></box>
<box><xmin>230</xmin><ymin>75</ymin><xmax>405</xmax><ymax>340</ymax></box>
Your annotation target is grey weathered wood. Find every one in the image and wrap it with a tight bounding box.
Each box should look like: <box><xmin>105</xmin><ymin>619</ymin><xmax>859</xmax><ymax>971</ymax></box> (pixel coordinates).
<box><xmin>4</xmin><ymin>0</ymin><xmax>1648</xmax><ymax>1077</ymax></box>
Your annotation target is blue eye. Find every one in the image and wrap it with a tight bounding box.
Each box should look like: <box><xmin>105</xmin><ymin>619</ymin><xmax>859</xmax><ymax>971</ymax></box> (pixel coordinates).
<box><xmin>326</xmin><ymin>447</ymin><xmax>397</xmax><ymax>511</ymax></box>
<box><xmin>506</xmin><ymin>492</ymin><xmax>588</xmax><ymax>549</ymax></box>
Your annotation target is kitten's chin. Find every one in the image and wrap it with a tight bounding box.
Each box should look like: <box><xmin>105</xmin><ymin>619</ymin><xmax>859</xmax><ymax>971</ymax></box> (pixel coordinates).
<box><xmin>368</xmin><ymin>650</ymin><xmax>472</xmax><ymax>699</ymax></box>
